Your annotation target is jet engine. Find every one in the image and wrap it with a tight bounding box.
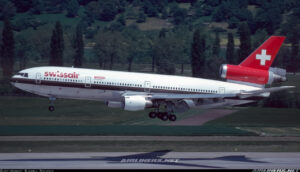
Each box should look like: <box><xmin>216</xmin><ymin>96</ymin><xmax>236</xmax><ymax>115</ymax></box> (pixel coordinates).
<box><xmin>219</xmin><ymin>64</ymin><xmax>286</xmax><ymax>85</ymax></box>
<box><xmin>124</xmin><ymin>96</ymin><xmax>153</xmax><ymax>111</ymax></box>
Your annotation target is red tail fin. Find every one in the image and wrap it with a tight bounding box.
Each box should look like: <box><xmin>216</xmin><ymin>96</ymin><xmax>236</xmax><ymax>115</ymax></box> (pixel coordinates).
<box><xmin>239</xmin><ymin>36</ymin><xmax>285</xmax><ymax>70</ymax></box>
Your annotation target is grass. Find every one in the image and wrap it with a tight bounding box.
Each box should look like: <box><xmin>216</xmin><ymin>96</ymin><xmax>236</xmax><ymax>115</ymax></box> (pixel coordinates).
<box><xmin>0</xmin><ymin>96</ymin><xmax>255</xmax><ymax>136</ymax></box>
<box><xmin>0</xmin><ymin>125</ymin><xmax>254</xmax><ymax>136</ymax></box>
<box><xmin>205</xmin><ymin>107</ymin><xmax>300</xmax><ymax>127</ymax></box>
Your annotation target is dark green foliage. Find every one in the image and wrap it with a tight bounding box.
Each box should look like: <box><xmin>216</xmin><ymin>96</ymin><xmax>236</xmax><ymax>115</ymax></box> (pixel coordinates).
<box><xmin>66</xmin><ymin>0</ymin><xmax>80</xmax><ymax>18</ymax></box>
<box><xmin>143</xmin><ymin>0</ymin><xmax>158</xmax><ymax>17</ymax></box>
<box><xmin>289</xmin><ymin>29</ymin><xmax>299</xmax><ymax>74</ymax></box>
<box><xmin>0</xmin><ymin>0</ymin><xmax>16</xmax><ymax>20</ymax></box>
<box><xmin>30</xmin><ymin>0</ymin><xmax>44</xmax><ymax>14</ymax></box>
<box><xmin>15</xmin><ymin>34</ymin><xmax>32</xmax><ymax>70</ymax></box>
<box><xmin>94</xmin><ymin>30</ymin><xmax>127</xmax><ymax>70</ymax></box>
<box><xmin>11</xmin><ymin>0</ymin><xmax>33</xmax><ymax>13</ymax></box>
<box><xmin>73</xmin><ymin>24</ymin><xmax>84</xmax><ymax>67</ymax></box>
<box><xmin>117</xmin><ymin>14</ymin><xmax>126</xmax><ymax>26</ymax></box>
<box><xmin>238</xmin><ymin>23</ymin><xmax>251</xmax><ymax>63</ymax></box>
<box><xmin>159</xmin><ymin>28</ymin><xmax>167</xmax><ymax>38</ymax></box>
<box><xmin>172</xmin><ymin>7</ymin><xmax>187</xmax><ymax>25</ymax></box>
<box><xmin>136</xmin><ymin>11</ymin><xmax>146</xmax><ymax>23</ymax></box>
<box><xmin>161</xmin><ymin>8</ymin><xmax>168</xmax><ymax>19</ymax></box>
<box><xmin>252</xmin><ymin>29</ymin><xmax>268</xmax><ymax>49</ymax></box>
<box><xmin>85</xmin><ymin>0</ymin><xmax>123</xmax><ymax>22</ymax></box>
<box><xmin>226</xmin><ymin>33</ymin><xmax>235</xmax><ymax>64</ymax></box>
<box><xmin>254</xmin><ymin>6</ymin><xmax>282</xmax><ymax>34</ymax></box>
<box><xmin>49</xmin><ymin>21</ymin><xmax>64</xmax><ymax>66</ymax></box>
<box><xmin>212</xmin><ymin>32</ymin><xmax>220</xmax><ymax>57</ymax></box>
<box><xmin>191</xmin><ymin>29</ymin><xmax>206</xmax><ymax>77</ymax></box>
<box><xmin>13</xmin><ymin>16</ymin><xmax>47</xmax><ymax>31</ymax></box>
<box><xmin>1</xmin><ymin>19</ymin><xmax>15</xmax><ymax>77</ymax></box>
<box><xmin>212</xmin><ymin>0</ymin><xmax>252</xmax><ymax>25</ymax></box>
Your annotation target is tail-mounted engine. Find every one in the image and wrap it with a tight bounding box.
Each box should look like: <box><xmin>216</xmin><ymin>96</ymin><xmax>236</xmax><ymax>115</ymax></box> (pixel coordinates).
<box><xmin>220</xmin><ymin>64</ymin><xmax>286</xmax><ymax>85</ymax></box>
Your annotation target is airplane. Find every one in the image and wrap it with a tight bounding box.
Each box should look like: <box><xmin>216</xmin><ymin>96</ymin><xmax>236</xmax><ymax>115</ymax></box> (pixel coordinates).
<box><xmin>10</xmin><ymin>36</ymin><xmax>295</xmax><ymax>122</ymax></box>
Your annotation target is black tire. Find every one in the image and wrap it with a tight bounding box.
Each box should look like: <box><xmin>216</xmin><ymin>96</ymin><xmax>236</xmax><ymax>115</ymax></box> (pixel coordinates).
<box><xmin>48</xmin><ymin>106</ymin><xmax>55</xmax><ymax>112</ymax></box>
<box><xmin>157</xmin><ymin>112</ymin><xmax>163</xmax><ymax>119</ymax></box>
<box><xmin>149</xmin><ymin>112</ymin><xmax>156</xmax><ymax>118</ymax></box>
<box><xmin>169</xmin><ymin>114</ymin><xmax>177</xmax><ymax>121</ymax></box>
<box><xmin>161</xmin><ymin>112</ymin><xmax>169</xmax><ymax>121</ymax></box>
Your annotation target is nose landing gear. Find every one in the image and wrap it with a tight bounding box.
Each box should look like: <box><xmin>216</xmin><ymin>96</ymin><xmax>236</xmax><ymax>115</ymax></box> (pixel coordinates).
<box><xmin>48</xmin><ymin>97</ymin><xmax>56</xmax><ymax>112</ymax></box>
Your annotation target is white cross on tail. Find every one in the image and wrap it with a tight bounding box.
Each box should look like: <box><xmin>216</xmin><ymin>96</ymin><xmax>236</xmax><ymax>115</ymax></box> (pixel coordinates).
<box><xmin>256</xmin><ymin>49</ymin><xmax>271</xmax><ymax>66</ymax></box>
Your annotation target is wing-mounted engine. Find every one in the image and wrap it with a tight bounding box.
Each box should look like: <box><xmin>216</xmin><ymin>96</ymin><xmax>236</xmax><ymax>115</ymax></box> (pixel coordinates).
<box><xmin>124</xmin><ymin>96</ymin><xmax>153</xmax><ymax>111</ymax></box>
<box><xmin>220</xmin><ymin>64</ymin><xmax>286</xmax><ymax>85</ymax></box>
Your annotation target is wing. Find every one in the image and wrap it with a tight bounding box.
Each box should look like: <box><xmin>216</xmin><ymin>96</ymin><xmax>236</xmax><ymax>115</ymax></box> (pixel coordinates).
<box><xmin>122</xmin><ymin>86</ymin><xmax>295</xmax><ymax>100</ymax></box>
<box><xmin>238</xmin><ymin>86</ymin><xmax>295</xmax><ymax>99</ymax></box>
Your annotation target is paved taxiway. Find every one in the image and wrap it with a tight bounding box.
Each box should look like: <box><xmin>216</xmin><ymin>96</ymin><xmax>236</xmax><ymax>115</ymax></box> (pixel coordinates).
<box><xmin>1</xmin><ymin>152</ymin><xmax>300</xmax><ymax>169</ymax></box>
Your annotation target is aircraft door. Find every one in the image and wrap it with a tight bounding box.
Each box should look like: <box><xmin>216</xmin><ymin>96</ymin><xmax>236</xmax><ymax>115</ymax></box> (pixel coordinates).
<box><xmin>35</xmin><ymin>73</ymin><xmax>41</xmax><ymax>84</ymax></box>
<box><xmin>219</xmin><ymin>87</ymin><xmax>225</xmax><ymax>94</ymax></box>
<box><xmin>144</xmin><ymin>81</ymin><xmax>151</xmax><ymax>92</ymax></box>
<box><xmin>85</xmin><ymin>76</ymin><xmax>91</xmax><ymax>88</ymax></box>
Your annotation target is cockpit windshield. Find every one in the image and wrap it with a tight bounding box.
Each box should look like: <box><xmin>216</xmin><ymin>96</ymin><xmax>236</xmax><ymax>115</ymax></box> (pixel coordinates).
<box><xmin>15</xmin><ymin>73</ymin><xmax>28</xmax><ymax>77</ymax></box>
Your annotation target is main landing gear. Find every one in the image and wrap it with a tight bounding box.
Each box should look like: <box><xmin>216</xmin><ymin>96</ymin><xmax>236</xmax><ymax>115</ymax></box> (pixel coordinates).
<box><xmin>148</xmin><ymin>101</ymin><xmax>177</xmax><ymax>122</ymax></box>
<box><xmin>48</xmin><ymin>97</ymin><xmax>56</xmax><ymax>112</ymax></box>
<box><xmin>148</xmin><ymin>112</ymin><xmax>177</xmax><ymax>122</ymax></box>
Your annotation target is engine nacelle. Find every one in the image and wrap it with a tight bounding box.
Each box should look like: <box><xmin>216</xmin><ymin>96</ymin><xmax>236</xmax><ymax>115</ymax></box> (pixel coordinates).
<box><xmin>220</xmin><ymin>64</ymin><xmax>286</xmax><ymax>85</ymax></box>
<box><xmin>106</xmin><ymin>101</ymin><xmax>124</xmax><ymax>108</ymax></box>
<box><xmin>124</xmin><ymin>96</ymin><xmax>153</xmax><ymax>111</ymax></box>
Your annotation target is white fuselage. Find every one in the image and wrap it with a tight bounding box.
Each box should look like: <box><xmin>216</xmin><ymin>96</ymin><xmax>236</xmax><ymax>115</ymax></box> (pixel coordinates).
<box><xmin>11</xmin><ymin>66</ymin><xmax>261</xmax><ymax>102</ymax></box>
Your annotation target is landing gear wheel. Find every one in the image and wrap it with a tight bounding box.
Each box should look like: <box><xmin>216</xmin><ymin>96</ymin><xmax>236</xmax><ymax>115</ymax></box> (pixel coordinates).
<box><xmin>48</xmin><ymin>106</ymin><xmax>55</xmax><ymax>112</ymax></box>
<box><xmin>161</xmin><ymin>112</ymin><xmax>169</xmax><ymax>121</ymax></box>
<box><xmin>149</xmin><ymin>112</ymin><xmax>156</xmax><ymax>119</ymax></box>
<box><xmin>157</xmin><ymin>112</ymin><xmax>163</xmax><ymax>119</ymax></box>
<box><xmin>169</xmin><ymin>114</ymin><xmax>177</xmax><ymax>121</ymax></box>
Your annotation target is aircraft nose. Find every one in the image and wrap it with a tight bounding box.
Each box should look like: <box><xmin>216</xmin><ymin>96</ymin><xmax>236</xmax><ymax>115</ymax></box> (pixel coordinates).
<box><xmin>10</xmin><ymin>75</ymin><xmax>17</xmax><ymax>83</ymax></box>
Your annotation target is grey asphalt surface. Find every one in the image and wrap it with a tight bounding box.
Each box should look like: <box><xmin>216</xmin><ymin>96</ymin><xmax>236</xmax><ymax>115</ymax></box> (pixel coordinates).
<box><xmin>0</xmin><ymin>152</ymin><xmax>300</xmax><ymax>169</ymax></box>
<box><xmin>1</xmin><ymin>135</ymin><xmax>300</xmax><ymax>141</ymax></box>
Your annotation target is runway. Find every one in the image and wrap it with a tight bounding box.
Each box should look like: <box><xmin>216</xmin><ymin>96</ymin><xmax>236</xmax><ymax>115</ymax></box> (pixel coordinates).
<box><xmin>1</xmin><ymin>152</ymin><xmax>300</xmax><ymax>169</ymax></box>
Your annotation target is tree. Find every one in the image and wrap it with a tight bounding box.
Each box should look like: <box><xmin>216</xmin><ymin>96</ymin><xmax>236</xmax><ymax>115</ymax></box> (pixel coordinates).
<box><xmin>212</xmin><ymin>31</ymin><xmax>220</xmax><ymax>57</ymax></box>
<box><xmin>172</xmin><ymin>8</ymin><xmax>187</xmax><ymax>25</ymax></box>
<box><xmin>122</xmin><ymin>26</ymin><xmax>147</xmax><ymax>72</ymax></box>
<box><xmin>226</xmin><ymin>32</ymin><xmax>235</xmax><ymax>64</ymax></box>
<box><xmin>30</xmin><ymin>0</ymin><xmax>44</xmax><ymax>14</ymax></box>
<box><xmin>94</xmin><ymin>30</ymin><xmax>127</xmax><ymax>70</ymax></box>
<box><xmin>191</xmin><ymin>29</ymin><xmax>206</xmax><ymax>77</ymax></box>
<box><xmin>143</xmin><ymin>0</ymin><xmax>158</xmax><ymax>17</ymax></box>
<box><xmin>238</xmin><ymin>23</ymin><xmax>251</xmax><ymax>63</ymax></box>
<box><xmin>153</xmin><ymin>27</ymin><xmax>190</xmax><ymax>75</ymax></box>
<box><xmin>0</xmin><ymin>0</ymin><xmax>16</xmax><ymax>20</ymax></box>
<box><xmin>136</xmin><ymin>11</ymin><xmax>146</xmax><ymax>23</ymax></box>
<box><xmin>49</xmin><ymin>21</ymin><xmax>64</xmax><ymax>66</ymax></box>
<box><xmin>252</xmin><ymin>29</ymin><xmax>268</xmax><ymax>49</ymax></box>
<box><xmin>1</xmin><ymin>18</ymin><xmax>15</xmax><ymax>77</ymax></box>
<box><xmin>73</xmin><ymin>24</ymin><xmax>84</xmax><ymax>67</ymax></box>
<box><xmin>66</xmin><ymin>0</ymin><xmax>80</xmax><ymax>18</ymax></box>
<box><xmin>15</xmin><ymin>34</ymin><xmax>32</xmax><ymax>70</ymax></box>
<box><xmin>289</xmin><ymin>29</ymin><xmax>299</xmax><ymax>74</ymax></box>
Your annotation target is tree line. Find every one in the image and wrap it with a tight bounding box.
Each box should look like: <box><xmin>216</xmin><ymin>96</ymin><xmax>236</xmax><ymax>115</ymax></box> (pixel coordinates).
<box><xmin>1</xmin><ymin>19</ymin><xmax>300</xmax><ymax>78</ymax></box>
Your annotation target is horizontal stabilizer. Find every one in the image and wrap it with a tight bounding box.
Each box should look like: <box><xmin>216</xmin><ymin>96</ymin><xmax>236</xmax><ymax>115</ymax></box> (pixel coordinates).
<box><xmin>238</xmin><ymin>86</ymin><xmax>295</xmax><ymax>99</ymax></box>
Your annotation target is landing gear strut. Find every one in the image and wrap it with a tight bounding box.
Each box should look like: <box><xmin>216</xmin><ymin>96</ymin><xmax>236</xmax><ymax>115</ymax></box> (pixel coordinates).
<box><xmin>48</xmin><ymin>97</ymin><xmax>56</xmax><ymax>112</ymax></box>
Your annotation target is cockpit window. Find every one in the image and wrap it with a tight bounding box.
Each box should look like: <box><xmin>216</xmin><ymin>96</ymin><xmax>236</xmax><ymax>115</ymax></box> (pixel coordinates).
<box><xmin>16</xmin><ymin>73</ymin><xmax>28</xmax><ymax>77</ymax></box>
